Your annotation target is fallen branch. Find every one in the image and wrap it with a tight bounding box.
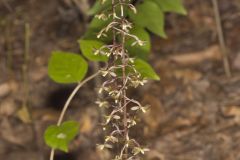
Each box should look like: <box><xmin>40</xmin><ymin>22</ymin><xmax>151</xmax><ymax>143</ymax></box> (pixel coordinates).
<box><xmin>168</xmin><ymin>45</ymin><xmax>221</xmax><ymax>65</ymax></box>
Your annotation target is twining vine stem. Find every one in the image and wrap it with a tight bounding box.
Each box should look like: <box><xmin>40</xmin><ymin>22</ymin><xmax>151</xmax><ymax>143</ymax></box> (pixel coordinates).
<box><xmin>49</xmin><ymin>71</ymin><xmax>100</xmax><ymax>160</ymax></box>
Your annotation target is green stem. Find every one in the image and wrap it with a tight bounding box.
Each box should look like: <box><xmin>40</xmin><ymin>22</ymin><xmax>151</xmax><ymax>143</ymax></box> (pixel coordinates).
<box><xmin>49</xmin><ymin>71</ymin><xmax>100</xmax><ymax>160</ymax></box>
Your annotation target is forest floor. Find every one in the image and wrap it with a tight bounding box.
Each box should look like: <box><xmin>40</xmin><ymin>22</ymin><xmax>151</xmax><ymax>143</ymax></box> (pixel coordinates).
<box><xmin>0</xmin><ymin>0</ymin><xmax>240</xmax><ymax>160</ymax></box>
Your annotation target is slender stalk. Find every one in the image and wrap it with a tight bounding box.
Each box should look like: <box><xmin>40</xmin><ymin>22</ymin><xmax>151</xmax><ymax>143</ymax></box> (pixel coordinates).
<box><xmin>109</xmin><ymin>0</ymin><xmax>117</xmax><ymax>66</ymax></box>
<box><xmin>122</xmin><ymin>35</ymin><xmax>128</xmax><ymax>158</ymax></box>
<box><xmin>23</xmin><ymin>23</ymin><xmax>30</xmax><ymax>108</ymax></box>
<box><xmin>57</xmin><ymin>71</ymin><xmax>100</xmax><ymax>125</ymax></box>
<box><xmin>50</xmin><ymin>150</ymin><xmax>55</xmax><ymax>160</ymax></box>
<box><xmin>212</xmin><ymin>0</ymin><xmax>231</xmax><ymax>77</ymax></box>
<box><xmin>98</xmin><ymin>0</ymin><xmax>148</xmax><ymax>159</ymax></box>
<box><xmin>5</xmin><ymin>20</ymin><xmax>13</xmax><ymax>78</ymax></box>
<box><xmin>49</xmin><ymin>71</ymin><xmax>100</xmax><ymax>160</ymax></box>
<box><xmin>119</xmin><ymin>1</ymin><xmax>128</xmax><ymax>158</ymax></box>
<box><xmin>112</xmin><ymin>0</ymin><xmax>117</xmax><ymax>45</ymax></box>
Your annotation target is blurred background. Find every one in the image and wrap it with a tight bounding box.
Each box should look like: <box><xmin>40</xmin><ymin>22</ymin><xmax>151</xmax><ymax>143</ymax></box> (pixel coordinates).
<box><xmin>0</xmin><ymin>0</ymin><xmax>240</xmax><ymax>160</ymax></box>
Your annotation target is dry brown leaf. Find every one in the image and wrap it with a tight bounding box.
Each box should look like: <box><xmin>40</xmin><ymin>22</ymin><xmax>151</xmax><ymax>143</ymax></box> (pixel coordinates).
<box><xmin>223</xmin><ymin>106</ymin><xmax>240</xmax><ymax>117</ymax></box>
<box><xmin>142</xmin><ymin>95</ymin><xmax>165</xmax><ymax>136</ymax></box>
<box><xmin>168</xmin><ymin>45</ymin><xmax>221</xmax><ymax>65</ymax></box>
<box><xmin>233</xmin><ymin>52</ymin><xmax>240</xmax><ymax>70</ymax></box>
<box><xmin>79</xmin><ymin>113</ymin><xmax>93</xmax><ymax>134</ymax></box>
<box><xmin>173</xmin><ymin>69</ymin><xmax>202</xmax><ymax>84</ymax></box>
<box><xmin>4</xmin><ymin>151</ymin><xmax>42</xmax><ymax>160</ymax></box>
<box><xmin>222</xmin><ymin>106</ymin><xmax>240</xmax><ymax>124</ymax></box>
<box><xmin>31</xmin><ymin>108</ymin><xmax>59</xmax><ymax>122</ymax></box>
<box><xmin>0</xmin><ymin>98</ymin><xmax>17</xmax><ymax>116</ymax></box>
<box><xmin>29</xmin><ymin>68</ymin><xmax>47</xmax><ymax>82</ymax></box>
<box><xmin>17</xmin><ymin>106</ymin><xmax>32</xmax><ymax>123</ymax></box>
<box><xmin>146</xmin><ymin>150</ymin><xmax>165</xmax><ymax>160</ymax></box>
<box><xmin>0</xmin><ymin>80</ymin><xmax>18</xmax><ymax>98</ymax></box>
<box><xmin>0</xmin><ymin>118</ymin><xmax>33</xmax><ymax>145</ymax></box>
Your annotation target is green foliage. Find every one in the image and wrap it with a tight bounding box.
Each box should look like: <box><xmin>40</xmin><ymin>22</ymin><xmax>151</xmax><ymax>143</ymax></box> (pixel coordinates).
<box><xmin>134</xmin><ymin>59</ymin><xmax>160</xmax><ymax>80</ymax></box>
<box><xmin>44</xmin><ymin>121</ymin><xmax>80</xmax><ymax>152</ymax></box>
<box><xmin>45</xmin><ymin>0</ymin><xmax>186</xmax><ymax>155</ymax></box>
<box><xmin>88</xmin><ymin>0</ymin><xmax>111</xmax><ymax>15</ymax></box>
<box><xmin>125</xmin><ymin>27</ymin><xmax>151</xmax><ymax>59</ymax></box>
<box><xmin>129</xmin><ymin>1</ymin><xmax>166</xmax><ymax>38</ymax></box>
<box><xmin>79</xmin><ymin>39</ymin><xmax>108</xmax><ymax>62</ymax></box>
<box><xmin>87</xmin><ymin>0</ymin><xmax>186</xmax><ymax>58</ymax></box>
<box><xmin>48</xmin><ymin>51</ymin><xmax>88</xmax><ymax>84</ymax></box>
<box><xmin>153</xmin><ymin>0</ymin><xmax>187</xmax><ymax>15</ymax></box>
<box><xmin>113</xmin><ymin>58</ymin><xmax>159</xmax><ymax>80</ymax></box>
<box><xmin>83</xmin><ymin>17</ymin><xmax>112</xmax><ymax>43</ymax></box>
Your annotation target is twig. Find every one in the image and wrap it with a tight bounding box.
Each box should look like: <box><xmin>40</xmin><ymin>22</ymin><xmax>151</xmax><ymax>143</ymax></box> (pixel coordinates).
<box><xmin>2</xmin><ymin>0</ymin><xmax>13</xmax><ymax>12</ymax></box>
<box><xmin>49</xmin><ymin>71</ymin><xmax>100</xmax><ymax>160</ymax></box>
<box><xmin>5</xmin><ymin>19</ymin><xmax>13</xmax><ymax>78</ymax></box>
<box><xmin>23</xmin><ymin>23</ymin><xmax>30</xmax><ymax>108</ymax></box>
<box><xmin>57</xmin><ymin>71</ymin><xmax>100</xmax><ymax>125</ymax></box>
<box><xmin>119</xmin><ymin>0</ymin><xmax>129</xmax><ymax>158</ymax></box>
<box><xmin>212</xmin><ymin>0</ymin><xmax>231</xmax><ymax>77</ymax></box>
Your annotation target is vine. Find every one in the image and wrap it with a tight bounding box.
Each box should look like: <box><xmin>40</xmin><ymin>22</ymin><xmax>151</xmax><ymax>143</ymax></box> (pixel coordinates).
<box><xmin>94</xmin><ymin>0</ymin><xmax>151</xmax><ymax>159</ymax></box>
<box><xmin>44</xmin><ymin>0</ymin><xmax>186</xmax><ymax>160</ymax></box>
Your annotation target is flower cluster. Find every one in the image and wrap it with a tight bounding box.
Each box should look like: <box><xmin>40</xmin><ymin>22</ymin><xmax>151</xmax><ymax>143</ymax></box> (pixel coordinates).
<box><xmin>95</xmin><ymin>0</ymin><xmax>149</xmax><ymax>159</ymax></box>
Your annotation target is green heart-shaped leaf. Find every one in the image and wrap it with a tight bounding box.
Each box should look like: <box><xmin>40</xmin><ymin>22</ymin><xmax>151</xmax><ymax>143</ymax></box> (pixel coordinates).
<box><xmin>134</xmin><ymin>58</ymin><xmax>160</xmax><ymax>80</ymax></box>
<box><xmin>79</xmin><ymin>39</ymin><xmax>108</xmax><ymax>62</ymax></box>
<box><xmin>83</xmin><ymin>17</ymin><xmax>113</xmax><ymax>43</ymax></box>
<box><xmin>44</xmin><ymin>121</ymin><xmax>80</xmax><ymax>152</ymax></box>
<box><xmin>129</xmin><ymin>1</ymin><xmax>166</xmax><ymax>38</ymax></box>
<box><xmin>125</xmin><ymin>26</ymin><xmax>151</xmax><ymax>59</ymax></box>
<box><xmin>88</xmin><ymin>0</ymin><xmax>111</xmax><ymax>15</ymax></box>
<box><xmin>152</xmin><ymin>0</ymin><xmax>187</xmax><ymax>15</ymax></box>
<box><xmin>48</xmin><ymin>51</ymin><xmax>88</xmax><ymax>84</ymax></box>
